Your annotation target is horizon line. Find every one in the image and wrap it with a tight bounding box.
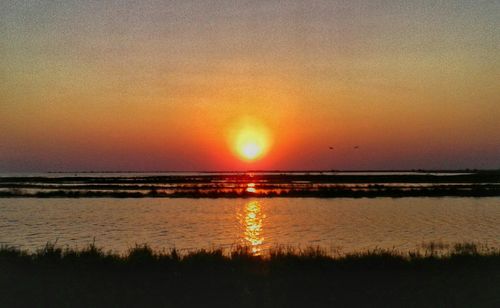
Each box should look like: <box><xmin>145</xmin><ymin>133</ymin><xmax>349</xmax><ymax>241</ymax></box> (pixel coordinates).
<box><xmin>2</xmin><ymin>168</ymin><xmax>498</xmax><ymax>174</ymax></box>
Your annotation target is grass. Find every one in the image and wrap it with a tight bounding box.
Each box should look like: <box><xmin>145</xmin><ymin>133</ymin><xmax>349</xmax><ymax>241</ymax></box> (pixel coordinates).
<box><xmin>1</xmin><ymin>242</ymin><xmax>499</xmax><ymax>307</ymax></box>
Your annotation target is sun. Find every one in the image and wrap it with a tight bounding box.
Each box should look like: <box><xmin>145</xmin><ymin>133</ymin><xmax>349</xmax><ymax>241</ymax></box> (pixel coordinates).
<box><xmin>230</xmin><ymin>119</ymin><xmax>271</xmax><ymax>162</ymax></box>
<box><xmin>236</xmin><ymin>129</ymin><xmax>267</xmax><ymax>161</ymax></box>
<box><xmin>241</xmin><ymin>142</ymin><xmax>261</xmax><ymax>160</ymax></box>
<box><xmin>238</xmin><ymin>138</ymin><xmax>263</xmax><ymax>161</ymax></box>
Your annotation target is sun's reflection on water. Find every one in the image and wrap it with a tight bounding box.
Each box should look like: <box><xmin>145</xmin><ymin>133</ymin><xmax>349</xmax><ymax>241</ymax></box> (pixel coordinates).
<box><xmin>246</xmin><ymin>182</ymin><xmax>256</xmax><ymax>193</ymax></box>
<box><xmin>241</xmin><ymin>200</ymin><xmax>265</xmax><ymax>255</ymax></box>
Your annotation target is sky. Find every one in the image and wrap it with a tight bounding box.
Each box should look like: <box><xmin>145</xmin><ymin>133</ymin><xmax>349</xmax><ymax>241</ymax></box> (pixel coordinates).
<box><xmin>1</xmin><ymin>0</ymin><xmax>499</xmax><ymax>171</ymax></box>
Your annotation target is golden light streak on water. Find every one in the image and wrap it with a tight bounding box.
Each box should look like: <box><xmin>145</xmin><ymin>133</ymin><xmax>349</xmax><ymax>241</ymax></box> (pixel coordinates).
<box><xmin>242</xmin><ymin>200</ymin><xmax>265</xmax><ymax>255</ymax></box>
<box><xmin>246</xmin><ymin>182</ymin><xmax>257</xmax><ymax>193</ymax></box>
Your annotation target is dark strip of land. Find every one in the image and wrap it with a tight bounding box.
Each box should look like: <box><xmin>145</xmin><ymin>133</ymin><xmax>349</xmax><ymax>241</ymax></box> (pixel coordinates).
<box><xmin>1</xmin><ymin>243</ymin><xmax>499</xmax><ymax>307</ymax></box>
<box><xmin>2</xmin><ymin>170</ymin><xmax>500</xmax><ymax>184</ymax></box>
<box><xmin>0</xmin><ymin>185</ymin><xmax>499</xmax><ymax>198</ymax></box>
<box><xmin>1</xmin><ymin>171</ymin><xmax>499</xmax><ymax>198</ymax></box>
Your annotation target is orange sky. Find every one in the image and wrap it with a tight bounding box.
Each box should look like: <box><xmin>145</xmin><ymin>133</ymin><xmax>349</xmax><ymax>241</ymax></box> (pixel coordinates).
<box><xmin>1</xmin><ymin>1</ymin><xmax>499</xmax><ymax>171</ymax></box>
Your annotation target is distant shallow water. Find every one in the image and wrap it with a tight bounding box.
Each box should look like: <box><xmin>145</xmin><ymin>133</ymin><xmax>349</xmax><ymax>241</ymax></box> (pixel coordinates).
<box><xmin>0</xmin><ymin>171</ymin><xmax>476</xmax><ymax>177</ymax></box>
<box><xmin>1</xmin><ymin>172</ymin><xmax>498</xmax><ymax>198</ymax></box>
<box><xmin>1</xmin><ymin>197</ymin><xmax>498</xmax><ymax>254</ymax></box>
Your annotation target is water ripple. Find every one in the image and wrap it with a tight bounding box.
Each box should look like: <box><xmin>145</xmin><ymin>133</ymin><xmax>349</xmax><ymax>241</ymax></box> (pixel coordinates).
<box><xmin>0</xmin><ymin>198</ymin><xmax>498</xmax><ymax>253</ymax></box>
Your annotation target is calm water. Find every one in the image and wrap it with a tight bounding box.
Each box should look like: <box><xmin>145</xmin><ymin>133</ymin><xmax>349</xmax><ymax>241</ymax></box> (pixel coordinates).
<box><xmin>1</xmin><ymin>197</ymin><xmax>498</xmax><ymax>254</ymax></box>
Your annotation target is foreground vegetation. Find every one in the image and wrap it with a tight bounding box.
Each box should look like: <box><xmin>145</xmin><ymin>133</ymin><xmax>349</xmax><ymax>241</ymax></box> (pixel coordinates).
<box><xmin>1</xmin><ymin>243</ymin><xmax>499</xmax><ymax>307</ymax></box>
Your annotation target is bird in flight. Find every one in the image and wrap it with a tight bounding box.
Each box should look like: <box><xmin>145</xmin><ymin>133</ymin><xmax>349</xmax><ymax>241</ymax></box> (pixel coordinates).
<box><xmin>354</xmin><ymin>146</ymin><xmax>359</xmax><ymax>149</ymax></box>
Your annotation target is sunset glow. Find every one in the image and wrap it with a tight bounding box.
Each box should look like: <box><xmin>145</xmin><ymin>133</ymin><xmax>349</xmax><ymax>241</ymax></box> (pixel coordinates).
<box><xmin>0</xmin><ymin>1</ymin><xmax>498</xmax><ymax>171</ymax></box>
<box><xmin>2</xmin><ymin>1</ymin><xmax>500</xmax><ymax>306</ymax></box>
